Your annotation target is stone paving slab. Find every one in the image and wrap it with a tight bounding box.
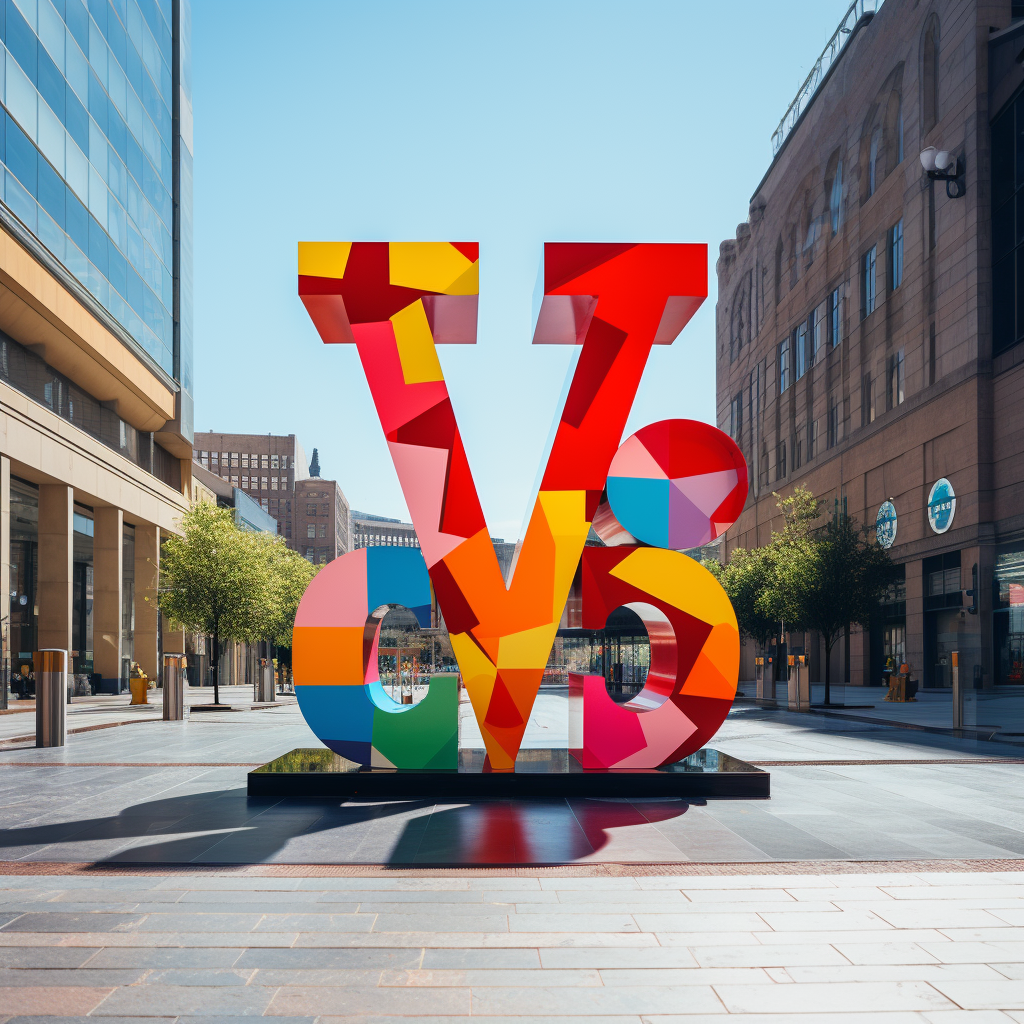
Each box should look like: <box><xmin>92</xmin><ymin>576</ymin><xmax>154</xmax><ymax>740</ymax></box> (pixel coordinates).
<box><xmin>0</xmin><ymin>870</ymin><xmax>1022</xmax><ymax>1019</ymax></box>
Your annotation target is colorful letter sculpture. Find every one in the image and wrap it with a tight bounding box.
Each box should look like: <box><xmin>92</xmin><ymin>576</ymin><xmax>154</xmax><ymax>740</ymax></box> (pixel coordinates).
<box><xmin>605</xmin><ymin>419</ymin><xmax>748</xmax><ymax>550</ymax></box>
<box><xmin>296</xmin><ymin>241</ymin><xmax>745</xmax><ymax>772</ymax></box>
<box><xmin>292</xmin><ymin>546</ymin><xmax>459</xmax><ymax>769</ymax></box>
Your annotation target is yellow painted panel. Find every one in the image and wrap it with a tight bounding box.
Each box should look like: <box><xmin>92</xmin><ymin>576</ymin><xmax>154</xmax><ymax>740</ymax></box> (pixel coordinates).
<box><xmin>610</xmin><ymin>548</ymin><xmax>737</xmax><ymax>628</ymax></box>
<box><xmin>496</xmin><ymin>622</ymin><xmax>558</xmax><ymax>670</ymax></box>
<box><xmin>391</xmin><ymin>300</ymin><xmax>444</xmax><ymax>385</ymax></box>
<box><xmin>390</xmin><ymin>243</ymin><xmax>473</xmax><ymax>293</ymax></box>
<box><xmin>443</xmin><ymin>261</ymin><xmax>479</xmax><ymax>296</ymax></box>
<box><xmin>298</xmin><ymin>242</ymin><xmax>352</xmax><ymax>279</ymax></box>
<box><xmin>451</xmin><ymin>631</ymin><xmax>498</xmax><ymax>725</ymax></box>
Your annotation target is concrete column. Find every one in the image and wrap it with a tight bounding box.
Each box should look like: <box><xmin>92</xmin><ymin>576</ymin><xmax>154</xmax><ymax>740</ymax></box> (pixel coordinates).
<box><xmin>134</xmin><ymin>523</ymin><xmax>159</xmax><ymax>682</ymax></box>
<box><xmin>0</xmin><ymin>456</ymin><xmax>9</xmax><ymax>704</ymax></box>
<box><xmin>92</xmin><ymin>507</ymin><xmax>123</xmax><ymax>686</ymax></box>
<box><xmin>905</xmin><ymin>557</ymin><xmax>925</xmax><ymax>679</ymax></box>
<box><xmin>37</xmin><ymin>484</ymin><xmax>73</xmax><ymax>653</ymax></box>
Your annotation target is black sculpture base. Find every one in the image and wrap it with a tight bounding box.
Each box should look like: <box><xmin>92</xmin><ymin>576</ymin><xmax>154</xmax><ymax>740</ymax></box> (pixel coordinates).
<box><xmin>248</xmin><ymin>748</ymin><xmax>769</xmax><ymax>799</ymax></box>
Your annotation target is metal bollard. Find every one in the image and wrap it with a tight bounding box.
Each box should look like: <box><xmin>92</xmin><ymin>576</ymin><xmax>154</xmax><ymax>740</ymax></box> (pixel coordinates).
<box><xmin>34</xmin><ymin>649</ymin><xmax>67</xmax><ymax>747</ymax></box>
<box><xmin>257</xmin><ymin>658</ymin><xmax>275</xmax><ymax>703</ymax></box>
<box><xmin>951</xmin><ymin>650</ymin><xmax>961</xmax><ymax>729</ymax></box>
<box><xmin>162</xmin><ymin>653</ymin><xmax>186</xmax><ymax>721</ymax></box>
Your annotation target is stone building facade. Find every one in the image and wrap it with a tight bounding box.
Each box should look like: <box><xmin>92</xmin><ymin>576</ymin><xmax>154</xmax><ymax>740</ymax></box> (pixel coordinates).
<box><xmin>716</xmin><ymin>0</ymin><xmax>1024</xmax><ymax>693</ymax></box>
<box><xmin>193</xmin><ymin>432</ymin><xmax>307</xmax><ymax>543</ymax></box>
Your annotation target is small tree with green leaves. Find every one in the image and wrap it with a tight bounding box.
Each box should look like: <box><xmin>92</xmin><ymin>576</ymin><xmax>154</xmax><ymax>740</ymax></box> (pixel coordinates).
<box><xmin>788</xmin><ymin>507</ymin><xmax>902</xmax><ymax>704</ymax></box>
<box><xmin>159</xmin><ymin>502</ymin><xmax>275</xmax><ymax>705</ymax></box>
<box><xmin>250</xmin><ymin>532</ymin><xmax>319</xmax><ymax>649</ymax></box>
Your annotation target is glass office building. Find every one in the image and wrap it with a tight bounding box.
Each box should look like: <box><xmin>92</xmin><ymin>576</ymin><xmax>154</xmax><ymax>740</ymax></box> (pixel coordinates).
<box><xmin>0</xmin><ymin>0</ymin><xmax>192</xmax><ymax>421</ymax></box>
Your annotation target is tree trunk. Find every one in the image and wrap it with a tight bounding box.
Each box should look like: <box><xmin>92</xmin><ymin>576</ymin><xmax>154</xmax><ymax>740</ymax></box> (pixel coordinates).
<box><xmin>823</xmin><ymin>637</ymin><xmax>833</xmax><ymax>705</ymax></box>
<box><xmin>212</xmin><ymin>621</ymin><xmax>220</xmax><ymax>706</ymax></box>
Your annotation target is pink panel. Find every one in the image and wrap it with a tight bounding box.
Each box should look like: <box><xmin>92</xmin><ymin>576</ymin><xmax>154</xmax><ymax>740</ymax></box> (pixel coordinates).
<box><xmin>672</xmin><ymin>469</ymin><xmax>740</xmax><ymax>516</ymax></box>
<box><xmin>532</xmin><ymin>295</ymin><xmax>598</xmax><ymax>345</ymax></box>
<box><xmin>387</xmin><ymin>441</ymin><xmax>467</xmax><ymax>569</ymax></box>
<box><xmin>422</xmin><ymin>294</ymin><xmax>479</xmax><ymax>344</ymax></box>
<box><xmin>609</xmin><ymin>433</ymin><xmax>667</xmax><ymax>480</ymax></box>
<box><xmin>653</xmin><ymin>295</ymin><xmax>706</xmax><ymax>344</ymax></box>
<box><xmin>293</xmin><ymin>547</ymin><xmax>368</xmax><ymax>627</ymax></box>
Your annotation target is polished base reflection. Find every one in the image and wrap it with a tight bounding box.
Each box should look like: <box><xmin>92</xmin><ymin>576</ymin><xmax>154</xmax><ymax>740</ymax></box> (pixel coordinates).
<box><xmin>248</xmin><ymin>746</ymin><xmax>769</xmax><ymax>799</ymax></box>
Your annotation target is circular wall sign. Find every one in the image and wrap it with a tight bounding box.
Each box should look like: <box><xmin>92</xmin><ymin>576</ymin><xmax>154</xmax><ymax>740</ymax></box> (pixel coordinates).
<box><xmin>875</xmin><ymin>500</ymin><xmax>897</xmax><ymax>548</ymax></box>
<box><xmin>927</xmin><ymin>478</ymin><xmax>956</xmax><ymax>534</ymax></box>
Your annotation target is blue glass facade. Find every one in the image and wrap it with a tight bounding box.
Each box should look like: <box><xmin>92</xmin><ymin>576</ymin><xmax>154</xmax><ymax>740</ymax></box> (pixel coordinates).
<box><xmin>0</xmin><ymin>0</ymin><xmax>190</xmax><ymax>403</ymax></box>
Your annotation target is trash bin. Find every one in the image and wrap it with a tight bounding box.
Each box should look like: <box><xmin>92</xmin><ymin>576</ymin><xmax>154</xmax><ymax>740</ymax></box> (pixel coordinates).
<box><xmin>129</xmin><ymin>677</ymin><xmax>149</xmax><ymax>705</ymax></box>
<box><xmin>163</xmin><ymin>654</ymin><xmax>186</xmax><ymax>721</ymax></box>
<box><xmin>34</xmin><ymin>649</ymin><xmax>67</xmax><ymax>747</ymax></box>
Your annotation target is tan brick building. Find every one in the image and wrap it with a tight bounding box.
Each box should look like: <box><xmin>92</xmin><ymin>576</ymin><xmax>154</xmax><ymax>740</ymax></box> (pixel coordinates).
<box><xmin>193</xmin><ymin>432</ymin><xmax>307</xmax><ymax>543</ymax></box>
<box><xmin>716</xmin><ymin>0</ymin><xmax>1024</xmax><ymax>693</ymax></box>
<box><xmin>194</xmin><ymin>433</ymin><xmax>351</xmax><ymax>564</ymax></box>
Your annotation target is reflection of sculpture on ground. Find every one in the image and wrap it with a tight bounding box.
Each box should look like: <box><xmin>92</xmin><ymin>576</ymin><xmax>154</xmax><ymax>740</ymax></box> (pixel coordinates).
<box><xmin>292</xmin><ymin>242</ymin><xmax>749</xmax><ymax>775</ymax></box>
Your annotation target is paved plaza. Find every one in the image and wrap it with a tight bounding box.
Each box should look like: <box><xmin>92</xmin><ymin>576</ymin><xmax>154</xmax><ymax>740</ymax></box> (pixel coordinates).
<box><xmin>2</xmin><ymin>691</ymin><xmax>1024</xmax><ymax>1019</ymax></box>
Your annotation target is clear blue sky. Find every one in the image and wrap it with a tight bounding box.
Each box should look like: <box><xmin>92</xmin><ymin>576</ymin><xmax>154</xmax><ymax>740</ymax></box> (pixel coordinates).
<box><xmin>193</xmin><ymin>0</ymin><xmax>851</xmax><ymax>541</ymax></box>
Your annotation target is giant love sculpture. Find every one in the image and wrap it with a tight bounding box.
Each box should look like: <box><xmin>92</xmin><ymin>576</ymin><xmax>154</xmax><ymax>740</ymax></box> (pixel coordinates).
<box><xmin>292</xmin><ymin>242</ymin><xmax>748</xmax><ymax>774</ymax></box>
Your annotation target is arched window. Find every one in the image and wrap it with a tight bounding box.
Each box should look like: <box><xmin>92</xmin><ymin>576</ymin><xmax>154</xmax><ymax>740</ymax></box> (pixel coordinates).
<box><xmin>869</xmin><ymin>127</ymin><xmax>881</xmax><ymax>196</ymax></box>
<box><xmin>774</xmin><ymin>237</ymin><xmax>783</xmax><ymax>304</ymax></box>
<box><xmin>922</xmin><ymin>15</ymin><xmax>940</xmax><ymax>134</ymax></box>
<box><xmin>884</xmin><ymin>83</ymin><xmax>905</xmax><ymax>174</ymax></box>
<box><xmin>829</xmin><ymin>158</ymin><xmax>843</xmax><ymax>234</ymax></box>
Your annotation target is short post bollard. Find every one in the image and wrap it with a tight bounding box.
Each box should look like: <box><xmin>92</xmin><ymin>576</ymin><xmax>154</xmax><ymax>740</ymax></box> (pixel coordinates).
<box><xmin>257</xmin><ymin>658</ymin><xmax>275</xmax><ymax>703</ymax></box>
<box><xmin>788</xmin><ymin>654</ymin><xmax>809</xmax><ymax>709</ymax></box>
<box><xmin>951</xmin><ymin>650</ymin><xmax>961</xmax><ymax>729</ymax></box>
<box><xmin>162</xmin><ymin>653</ymin><xmax>186</xmax><ymax>721</ymax></box>
<box><xmin>755</xmin><ymin>657</ymin><xmax>766</xmax><ymax>700</ymax></box>
<box><xmin>34</xmin><ymin>649</ymin><xmax>67</xmax><ymax>747</ymax></box>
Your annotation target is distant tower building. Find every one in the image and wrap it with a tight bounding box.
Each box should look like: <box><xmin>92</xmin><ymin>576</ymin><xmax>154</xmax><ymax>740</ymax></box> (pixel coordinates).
<box><xmin>309</xmin><ymin>449</ymin><xmax>321</xmax><ymax>478</ymax></box>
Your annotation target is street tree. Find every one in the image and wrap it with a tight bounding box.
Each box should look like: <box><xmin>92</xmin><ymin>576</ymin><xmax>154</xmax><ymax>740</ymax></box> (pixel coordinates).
<box><xmin>159</xmin><ymin>502</ymin><xmax>275</xmax><ymax>706</ymax></box>
<box><xmin>788</xmin><ymin>507</ymin><xmax>902</xmax><ymax>705</ymax></box>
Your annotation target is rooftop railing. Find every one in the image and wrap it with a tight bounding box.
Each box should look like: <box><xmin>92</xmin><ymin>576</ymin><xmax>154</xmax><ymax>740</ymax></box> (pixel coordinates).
<box><xmin>771</xmin><ymin>0</ymin><xmax>885</xmax><ymax>157</ymax></box>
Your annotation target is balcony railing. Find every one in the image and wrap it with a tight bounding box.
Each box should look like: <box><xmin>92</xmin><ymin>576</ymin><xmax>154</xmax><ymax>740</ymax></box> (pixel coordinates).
<box><xmin>771</xmin><ymin>0</ymin><xmax>885</xmax><ymax>157</ymax></box>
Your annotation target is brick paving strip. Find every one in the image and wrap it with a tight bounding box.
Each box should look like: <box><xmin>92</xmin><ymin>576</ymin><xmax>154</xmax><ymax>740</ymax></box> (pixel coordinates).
<box><xmin>0</xmin><ymin>860</ymin><xmax>1023</xmax><ymax>876</ymax></box>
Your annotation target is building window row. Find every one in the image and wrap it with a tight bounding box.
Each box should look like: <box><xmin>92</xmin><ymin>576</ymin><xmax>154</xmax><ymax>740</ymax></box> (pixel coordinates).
<box><xmin>778</xmin><ymin>287</ymin><xmax>842</xmax><ymax>396</ymax></box>
<box><xmin>199</xmin><ymin>451</ymin><xmax>293</xmax><ymax>470</ymax></box>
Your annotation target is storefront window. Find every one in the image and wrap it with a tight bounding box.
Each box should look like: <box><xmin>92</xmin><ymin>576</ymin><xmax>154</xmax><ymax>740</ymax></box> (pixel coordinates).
<box><xmin>71</xmin><ymin>509</ymin><xmax>94</xmax><ymax>683</ymax></box>
<box><xmin>555</xmin><ymin>606</ymin><xmax>652</xmax><ymax>704</ymax></box>
<box><xmin>994</xmin><ymin>547</ymin><xmax>1024</xmax><ymax>685</ymax></box>
<box><xmin>121</xmin><ymin>524</ymin><xmax>135</xmax><ymax>690</ymax></box>
<box><xmin>9</xmin><ymin>479</ymin><xmax>37</xmax><ymax>695</ymax></box>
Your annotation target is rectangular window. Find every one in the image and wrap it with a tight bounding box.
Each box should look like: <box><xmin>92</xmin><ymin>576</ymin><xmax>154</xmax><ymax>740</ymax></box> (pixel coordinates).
<box><xmin>231</xmin><ymin>453</ymin><xmax>239</xmax><ymax>467</ymax></box>
<box><xmin>271</xmin><ymin>477</ymin><xmax>278</xmax><ymax>490</ymax></box>
<box><xmin>775</xmin><ymin>441</ymin><xmax>787</xmax><ymax>481</ymax></box>
<box><xmin>319</xmin><ymin>524</ymin><xmax>326</xmax><ymax>538</ymax></box>
<box><xmin>828</xmin><ymin>288</ymin><xmax>842</xmax><ymax>347</ymax></box>
<box><xmin>889</xmin><ymin>219</ymin><xmax>904</xmax><ymax>291</ymax></box>
<box><xmin>778</xmin><ymin>338</ymin><xmax>791</xmax><ymax>393</ymax></box>
<box><xmin>862</xmin><ymin>375</ymin><xmax>875</xmax><ymax>425</ymax></box>
<box><xmin>729</xmin><ymin>392</ymin><xmax>743</xmax><ymax>442</ymax></box>
<box><xmin>241</xmin><ymin>475</ymin><xmax>249</xmax><ymax>489</ymax></box>
<box><xmin>260</xmin><ymin>476</ymin><xmax>268</xmax><ymax>490</ymax></box>
<box><xmin>305</xmin><ymin>547</ymin><xmax>314</xmax><ymax>561</ymax></box>
<box><xmin>231</xmin><ymin>475</ymin><xmax>239</xmax><ymax>486</ymax></box>
<box><xmin>241</xmin><ymin>454</ymin><xmax>249</xmax><ymax>468</ymax></box>
<box><xmin>271</xmin><ymin>455</ymin><xmax>279</xmax><ymax>469</ymax></box>
<box><xmin>811</xmin><ymin>303</ymin><xmax>825</xmax><ymax>364</ymax></box>
<box><xmin>321</xmin><ymin>503</ymin><xmax>329</xmax><ymax>515</ymax></box>
<box><xmin>307</xmin><ymin>524</ymin><xmax>316</xmax><ymax>539</ymax></box>
<box><xmin>861</xmin><ymin>247</ymin><xmax>877</xmax><ymax>318</ymax></box>
<box><xmin>306</xmin><ymin>503</ymin><xmax>317</xmax><ymax>516</ymax></box>
<box><xmin>793</xmin><ymin>433</ymin><xmax>802</xmax><ymax>471</ymax></box>
<box><xmin>827</xmin><ymin>394</ymin><xmax>841</xmax><ymax>449</ymax></box>
<box><xmin>261</xmin><ymin>454</ymin><xmax>269</xmax><ymax>469</ymax></box>
<box><xmin>261</xmin><ymin>499</ymin><xmax>269</xmax><ymax>511</ymax></box>
<box><xmin>890</xmin><ymin>348</ymin><xmax>905</xmax><ymax>408</ymax></box>
<box><xmin>808</xmin><ymin>420</ymin><xmax>818</xmax><ymax>459</ymax></box>
<box><xmin>795</xmin><ymin>322</ymin><xmax>808</xmax><ymax>380</ymax></box>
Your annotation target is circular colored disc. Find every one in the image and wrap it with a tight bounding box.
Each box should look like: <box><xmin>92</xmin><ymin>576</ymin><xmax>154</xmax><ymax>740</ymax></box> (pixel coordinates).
<box><xmin>605</xmin><ymin>419</ymin><xmax>748</xmax><ymax>550</ymax></box>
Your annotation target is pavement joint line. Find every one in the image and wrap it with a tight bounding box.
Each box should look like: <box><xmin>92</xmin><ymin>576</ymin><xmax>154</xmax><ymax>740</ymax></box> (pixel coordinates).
<box><xmin>0</xmin><ymin>716</ymin><xmax>163</xmax><ymax>747</ymax></box>
<box><xmin>0</xmin><ymin>762</ymin><xmax>266</xmax><ymax>766</ymax></box>
<box><xmin>0</xmin><ymin>859</ymin><xmax>1022</xmax><ymax>876</ymax></box>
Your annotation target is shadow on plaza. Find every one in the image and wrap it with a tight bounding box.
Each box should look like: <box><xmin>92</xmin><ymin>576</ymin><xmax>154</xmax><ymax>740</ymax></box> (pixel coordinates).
<box><xmin>0</xmin><ymin>788</ymin><xmax>695</xmax><ymax>865</ymax></box>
